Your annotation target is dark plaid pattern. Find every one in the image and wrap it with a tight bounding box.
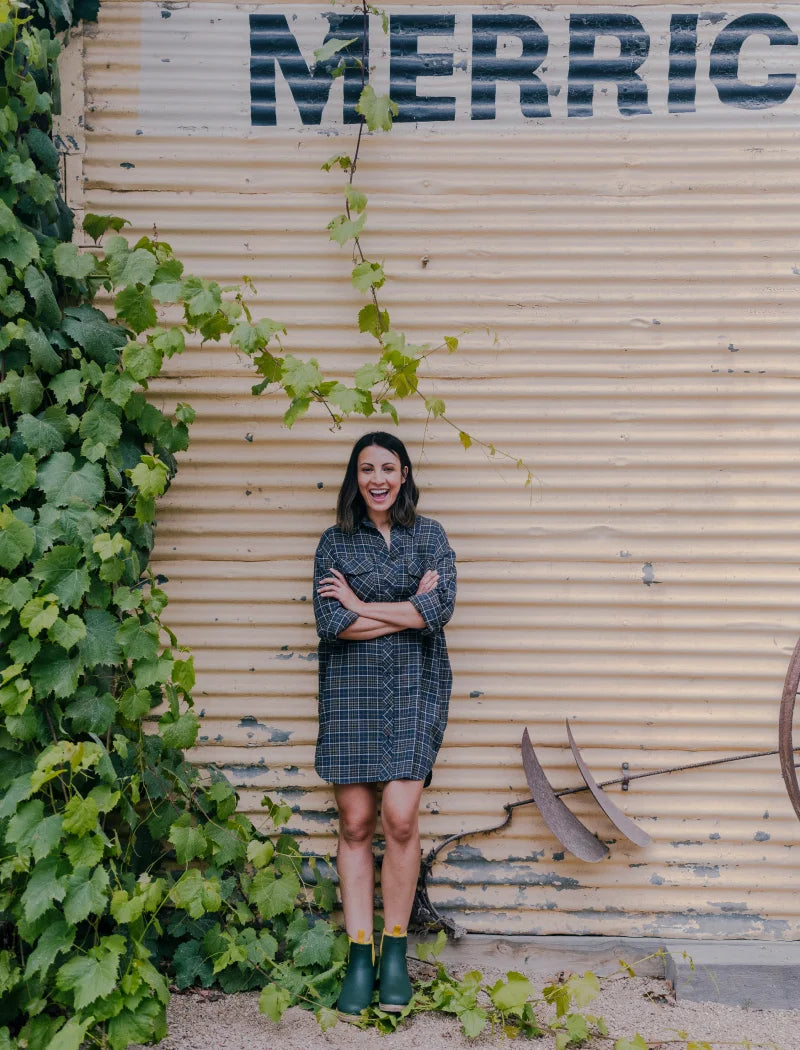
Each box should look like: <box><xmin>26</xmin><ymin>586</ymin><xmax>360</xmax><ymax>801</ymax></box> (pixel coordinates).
<box><xmin>313</xmin><ymin>514</ymin><xmax>456</xmax><ymax>785</ymax></box>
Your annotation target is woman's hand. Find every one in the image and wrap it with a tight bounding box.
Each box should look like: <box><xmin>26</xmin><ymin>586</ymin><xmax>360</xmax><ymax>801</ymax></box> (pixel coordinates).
<box><xmin>317</xmin><ymin>569</ymin><xmax>363</xmax><ymax>613</ymax></box>
<box><xmin>416</xmin><ymin>569</ymin><xmax>439</xmax><ymax>596</ymax></box>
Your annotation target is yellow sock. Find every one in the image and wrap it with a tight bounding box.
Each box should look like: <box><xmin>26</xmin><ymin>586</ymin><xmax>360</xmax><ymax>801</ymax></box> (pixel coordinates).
<box><xmin>349</xmin><ymin>929</ymin><xmax>375</xmax><ymax>963</ymax></box>
<box><xmin>381</xmin><ymin>924</ymin><xmax>406</xmax><ymax>943</ymax></box>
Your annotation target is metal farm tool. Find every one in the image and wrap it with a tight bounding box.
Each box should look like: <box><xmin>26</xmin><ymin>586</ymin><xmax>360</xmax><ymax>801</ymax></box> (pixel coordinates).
<box><xmin>412</xmin><ymin>647</ymin><xmax>800</xmax><ymax>936</ymax></box>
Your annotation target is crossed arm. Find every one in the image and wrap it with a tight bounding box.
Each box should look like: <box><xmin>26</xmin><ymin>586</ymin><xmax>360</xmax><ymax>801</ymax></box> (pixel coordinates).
<box><xmin>317</xmin><ymin>568</ymin><xmax>439</xmax><ymax>640</ymax></box>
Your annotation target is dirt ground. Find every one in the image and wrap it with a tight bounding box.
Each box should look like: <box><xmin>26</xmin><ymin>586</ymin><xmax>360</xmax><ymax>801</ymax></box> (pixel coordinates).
<box><xmin>138</xmin><ymin>957</ymin><xmax>800</xmax><ymax>1050</ymax></box>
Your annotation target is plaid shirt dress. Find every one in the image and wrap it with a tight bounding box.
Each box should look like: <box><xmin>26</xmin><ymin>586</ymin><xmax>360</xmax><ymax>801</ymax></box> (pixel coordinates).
<box><xmin>313</xmin><ymin>514</ymin><xmax>457</xmax><ymax>785</ymax></box>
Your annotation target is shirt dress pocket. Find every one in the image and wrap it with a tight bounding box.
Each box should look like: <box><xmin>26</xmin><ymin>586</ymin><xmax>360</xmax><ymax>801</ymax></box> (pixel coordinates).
<box><xmin>337</xmin><ymin>555</ymin><xmax>378</xmax><ymax>602</ymax></box>
<box><xmin>404</xmin><ymin>556</ymin><xmax>426</xmax><ymax>600</ymax></box>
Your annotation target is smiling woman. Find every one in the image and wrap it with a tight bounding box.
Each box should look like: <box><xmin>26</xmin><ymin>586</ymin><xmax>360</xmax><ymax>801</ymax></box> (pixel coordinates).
<box><xmin>312</xmin><ymin>431</ymin><xmax>457</xmax><ymax>1020</ymax></box>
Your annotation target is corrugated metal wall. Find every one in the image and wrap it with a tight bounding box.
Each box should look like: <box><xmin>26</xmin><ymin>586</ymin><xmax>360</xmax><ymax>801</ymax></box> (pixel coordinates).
<box><xmin>71</xmin><ymin>1</ymin><xmax>800</xmax><ymax>937</ymax></box>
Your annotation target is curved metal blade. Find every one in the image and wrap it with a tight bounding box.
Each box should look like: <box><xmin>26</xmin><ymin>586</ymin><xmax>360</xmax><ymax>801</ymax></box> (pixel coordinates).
<box><xmin>566</xmin><ymin>721</ymin><xmax>652</xmax><ymax>848</ymax></box>
<box><xmin>520</xmin><ymin>728</ymin><xmax>608</xmax><ymax>862</ymax></box>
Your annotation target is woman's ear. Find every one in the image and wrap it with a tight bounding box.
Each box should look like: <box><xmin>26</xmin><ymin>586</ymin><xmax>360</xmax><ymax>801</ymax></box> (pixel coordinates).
<box><xmin>402</xmin><ymin>466</ymin><xmax>408</xmax><ymax>484</ymax></box>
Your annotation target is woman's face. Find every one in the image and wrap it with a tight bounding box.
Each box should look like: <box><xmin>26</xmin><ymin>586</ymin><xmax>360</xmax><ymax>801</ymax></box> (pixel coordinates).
<box><xmin>357</xmin><ymin>444</ymin><xmax>407</xmax><ymax>516</ymax></box>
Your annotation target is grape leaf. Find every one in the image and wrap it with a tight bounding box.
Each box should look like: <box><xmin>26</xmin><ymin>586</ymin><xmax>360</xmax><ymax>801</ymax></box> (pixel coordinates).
<box><xmin>170</xmin><ymin>869</ymin><xmax>222</xmax><ymax>919</ymax></box>
<box><xmin>82</xmin><ymin>213</ymin><xmax>128</xmax><ymax>243</ymax></box>
<box><xmin>115</xmin><ymin>617</ymin><xmax>159</xmax><ymax>661</ymax></box>
<box><xmin>63</xmin><ymin>865</ymin><xmax>109</xmax><ymax>924</ymax></box>
<box><xmin>345</xmin><ymin>184</ymin><xmax>367</xmax><ymax>214</ymax></box>
<box><xmin>327</xmin><ymin>212</ymin><xmax>366</xmax><ymax>246</ymax></box>
<box><xmin>21</xmin><ymin>857</ymin><xmax>69</xmax><ymax>921</ymax></box>
<box><xmin>79</xmin><ymin>398</ymin><xmax>122</xmax><ymax>461</ymax></box>
<box><xmin>100</xmin><ymin>368</ymin><xmax>138</xmax><ymax>408</ymax></box>
<box><xmin>169</xmin><ymin>815</ymin><xmax>208</xmax><ymax>864</ymax></box>
<box><xmin>56</xmin><ymin>934</ymin><xmax>125</xmax><ymax>1010</ymax></box>
<box><xmin>249</xmin><ymin>870</ymin><xmax>300</xmax><ymax>920</ymax></box>
<box><xmin>17</xmin><ymin>407</ymin><xmax>73</xmax><ymax>457</ymax></box>
<box><xmin>159</xmin><ymin>710</ymin><xmax>199</xmax><ymax>749</ymax></box>
<box><xmin>313</xmin><ymin>36</ymin><xmax>357</xmax><ymax>64</ymax></box>
<box><xmin>53</xmin><ymin>242</ymin><xmax>95</xmax><ymax>280</ymax></box>
<box><xmin>357</xmin><ymin>304</ymin><xmax>389</xmax><ymax>338</ymax></box>
<box><xmin>79</xmin><ymin>608</ymin><xmax>122</xmax><ymax>668</ymax></box>
<box><xmin>293</xmin><ymin>920</ymin><xmax>334</xmax><ymax>968</ymax></box>
<box><xmin>48</xmin><ymin>369</ymin><xmax>86</xmax><ymax>406</ymax></box>
<box><xmin>49</xmin><ymin>613</ymin><xmax>87</xmax><ymax>650</ymax></box>
<box><xmin>488</xmin><ymin>972</ymin><xmax>534</xmax><ymax>1011</ymax></box>
<box><xmin>24</xmin><ymin>265</ymin><xmax>60</xmax><ymax>327</ymax></box>
<box><xmin>351</xmin><ymin>261</ymin><xmax>385</xmax><ymax>292</ymax></box>
<box><xmin>356</xmin><ymin>85</ymin><xmax>398</xmax><ymax>131</ymax></box>
<box><xmin>31</xmin><ymin>546</ymin><xmax>89</xmax><ymax>608</ymax></box>
<box><xmin>62</xmin><ymin>305</ymin><xmax>127</xmax><ymax>366</ymax></box>
<box><xmin>0</xmin><ymin>452</ymin><xmax>36</xmax><ymax>499</ymax></box>
<box><xmin>172</xmin><ymin>939</ymin><xmax>214</xmax><ymax>990</ymax></box>
<box><xmin>25</xmin><ymin>326</ymin><xmax>61</xmax><ymax>373</ymax></box>
<box><xmin>459</xmin><ymin>1008</ymin><xmax>488</xmax><ymax>1038</ymax></box>
<box><xmin>37</xmin><ymin>452</ymin><xmax>104</xmax><ymax>508</ymax></box>
<box><xmin>115</xmin><ymin>285</ymin><xmax>157</xmax><ymax>334</ymax></box>
<box><xmin>0</xmin><ymin>368</ymin><xmax>44</xmax><ymax>413</ymax></box>
<box><xmin>24</xmin><ymin>919</ymin><xmax>75</xmax><ymax>980</ymax></box>
<box><xmin>61</xmin><ymin>794</ymin><xmax>100</xmax><ymax>837</ymax></box>
<box><xmin>29</xmin><ymin>646</ymin><xmax>82</xmax><ymax>699</ymax></box>
<box><xmin>109</xmin><ymin>247</ymin><xmax>157</xmax><ymax>288</ymax></box>
<box><xmin>259</xmin><ymin>983</ymin><xmax>292</xmax><ymax>1023</ymax></box>
<box><xmin>107</xmin><ymin>1000</ymin><xmax>166</xmax><ymax>1050</ymax></box>
<box><xmin>0</xmin><ymin>506</ymin><xmax>35</xmax><ymax>570</ymax></box>
<box><xmin>118</xmin><ymin>686</ymin><xmax>152</xmax><ymax>721</ymax></box>
<box><xmin>128</xmin><ymin>455</ymin><xmax>169</xmax><ymax>499</ymax></box>
<box><xmin>0</xmin><ymin>229</ymin><xmax>39</xmax><ymax>269</ymax></box>
<box><xmin>0</xmin><ymin>575</ymin><xmax>32</xmax><ymax>612</ymax></box>
<box><xmin>64</xmin><ymin>689</ymin><xmax>116</xmax><ymax>734</ymax></box>
<box><xmin>47</xmin><ymin>1017</ymin><xmax>93</xmax><ymax>1050</ymax></box>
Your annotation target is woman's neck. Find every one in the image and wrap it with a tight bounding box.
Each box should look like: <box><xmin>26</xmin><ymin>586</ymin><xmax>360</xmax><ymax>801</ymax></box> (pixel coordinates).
<box><xmin>367</xmin><ymin>510</ymin><xmax>390</xmax><ymax>531</ymax></box>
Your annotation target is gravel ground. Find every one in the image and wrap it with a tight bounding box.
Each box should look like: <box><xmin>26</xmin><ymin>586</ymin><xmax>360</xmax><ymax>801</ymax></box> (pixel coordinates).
<box><xmin>137</xmin><ymin>958</ymin><xmax>800</xmax><ymax>1050</ymax></box>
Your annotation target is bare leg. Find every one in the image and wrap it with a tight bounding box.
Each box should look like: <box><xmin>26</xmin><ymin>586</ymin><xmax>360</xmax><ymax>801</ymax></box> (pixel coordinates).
<box><xmin>380</xmin><ymin>778</ymin><xmax>425</xmax><ymax>931</ymax></box>
<box><xmin>333</xmin><ymin>783</ymin><xmax>379</xmax><ymax>938</ymax></box>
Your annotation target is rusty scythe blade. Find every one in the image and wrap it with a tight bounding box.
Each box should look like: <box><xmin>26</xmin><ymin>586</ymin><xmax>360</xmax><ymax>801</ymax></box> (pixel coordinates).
<box><xmin>520</xmin><ymin>728</ymin><xmax>608</xmax><ymax>862</ymax></box>
<box><xmin>566</xmin><ymin>720</ymin><xmax>652</xmax><ymax>847</ymax></box>
<box><xmin>778</xmin><ymin>633</ymin><xmax>800</xmax><ymax>821</ymax></box>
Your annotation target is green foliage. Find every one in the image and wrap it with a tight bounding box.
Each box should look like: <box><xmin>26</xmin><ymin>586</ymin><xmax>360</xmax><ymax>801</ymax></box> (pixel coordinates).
<box><xmin>0</xmin><ymin>3</ymin><xmax>379</xmax><ymax>1045</ymax></box>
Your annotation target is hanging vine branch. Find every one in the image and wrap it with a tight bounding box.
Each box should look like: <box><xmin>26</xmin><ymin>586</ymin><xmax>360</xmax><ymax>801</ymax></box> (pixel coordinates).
<box><xmin>316</xmin><ymin>0</ymin><xmax>534</xmax><ymax>484</ymax></box>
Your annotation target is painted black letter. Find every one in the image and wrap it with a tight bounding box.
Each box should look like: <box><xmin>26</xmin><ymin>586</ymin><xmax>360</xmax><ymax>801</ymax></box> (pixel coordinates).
<box><xmin>667</xmin><ymin>14</ymin><xmax>699</xmax><ymax>113</ymax></box>
<box><xmin>471</xmin><ymin>15</ymin><xmax>550</xmax><ymax>120</ymax></box>
<box><xmin>250</xmin><ymin>13</ymin><xmax>365</xmax><ymax>126</ymax></box>
<box><xmin>567</xmin><ymin>14</ymin><xmax>651</xmax><ymax>118</ymax></box>
<box><xmin>710</xmin><ymin>14</ymin><xmax>797</xmax><ymax>109</ymax></box>
<box><xmin>390</xmin><ymin>14</ymin><xmax>456</xmax><ymax>122</ymax></box>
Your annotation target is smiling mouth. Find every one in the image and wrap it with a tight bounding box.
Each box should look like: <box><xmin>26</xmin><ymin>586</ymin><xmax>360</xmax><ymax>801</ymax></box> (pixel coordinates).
<box><xmin>369</xmin><ymin>488</ymin><xmax>389</xmax><ymax>500</ymax></box>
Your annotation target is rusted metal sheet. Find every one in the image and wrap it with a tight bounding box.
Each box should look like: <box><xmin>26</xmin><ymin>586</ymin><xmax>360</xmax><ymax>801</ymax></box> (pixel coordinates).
<box><xmin>73</xmin><ymin>1</ymin><xmax>800</xmax><ymax>938</ymax></box>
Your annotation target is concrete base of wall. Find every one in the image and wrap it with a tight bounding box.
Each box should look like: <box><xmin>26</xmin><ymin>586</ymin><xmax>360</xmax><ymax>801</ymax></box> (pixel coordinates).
<box><xmin>408</xmin><ymin>934</ymin><xmax>800</xmax><ymax>1010</ymax></box>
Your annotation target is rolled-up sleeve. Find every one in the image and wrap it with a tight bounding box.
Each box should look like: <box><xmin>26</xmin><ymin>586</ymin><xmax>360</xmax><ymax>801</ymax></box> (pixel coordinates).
<box><xmin>408</xmin><ymin>531</ymin><xmax>457</xmax><ymax>636</ymax></box>
<box><xmin>313</xmin><ymin>535</ymin><xmax>358</xmax><ymax>641</ymax></box>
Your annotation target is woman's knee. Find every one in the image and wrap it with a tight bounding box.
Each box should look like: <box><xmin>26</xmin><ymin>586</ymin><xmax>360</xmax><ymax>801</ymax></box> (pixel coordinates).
<box><xmin>382</xmin><ymin>806</ymin><xmax>419</xmax><ymax>846</ymax></box>
<box><xmin>339</xmin><ymin>807</ymin><xmax>377</xmax><ymax>846</ymax></box>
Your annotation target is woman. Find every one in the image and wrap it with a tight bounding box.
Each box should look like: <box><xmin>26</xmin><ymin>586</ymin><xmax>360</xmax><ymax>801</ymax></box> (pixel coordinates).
<box><xmin>313</xmin><ymin>432</ymin><xmax>456</xmax><ymax>1018</ymax></box>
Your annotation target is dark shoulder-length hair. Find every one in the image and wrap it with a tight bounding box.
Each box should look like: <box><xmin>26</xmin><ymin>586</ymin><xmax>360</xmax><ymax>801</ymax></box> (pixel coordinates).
<box><xmin>337</xmin><ymin>432</ymin><xmax>419</xmax><ymax>533</ymax></box>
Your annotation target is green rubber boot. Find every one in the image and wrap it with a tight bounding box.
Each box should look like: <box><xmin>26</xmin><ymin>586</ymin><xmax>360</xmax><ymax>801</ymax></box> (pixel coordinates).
<box><xmin>378</xmin><ymin>926</ymin><xmax>413</xmax><ymax>1013</ymax></box>
<box><xmin>337</xmin><ymin>933</ymin><xmax>376</xmax><ymax>1020</ymax></box>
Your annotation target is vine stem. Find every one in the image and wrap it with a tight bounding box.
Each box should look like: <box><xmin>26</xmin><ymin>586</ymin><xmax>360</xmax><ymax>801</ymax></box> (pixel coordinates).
<box><xmin>332</xmin><ymin>9</ymin><xmax>536</xmax><ymax>482</ymax></box>
<box><xmin>0</xmin><ymin>351</ymin><xmax>10</xmax><ymax>437</ymax></box>
<box><xmin>43</xmin><ymin>705</ymin><xmax>69</xmax><ymax>803</ymax></box>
